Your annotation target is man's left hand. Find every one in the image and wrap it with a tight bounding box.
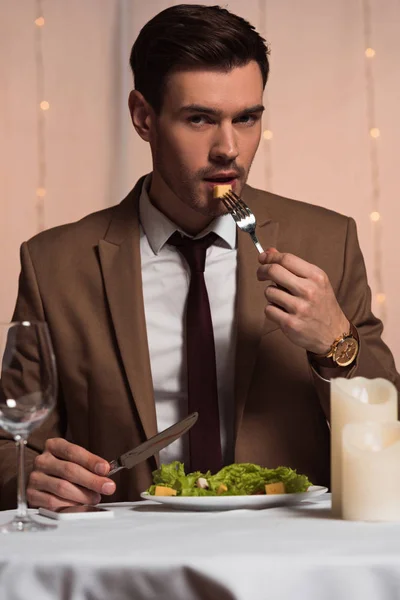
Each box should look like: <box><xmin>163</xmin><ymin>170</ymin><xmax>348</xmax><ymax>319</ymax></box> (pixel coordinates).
<box><xmin>257</xmin><ymin>248</ymin><xmax>349</xmax><ymax>355</ymax></box>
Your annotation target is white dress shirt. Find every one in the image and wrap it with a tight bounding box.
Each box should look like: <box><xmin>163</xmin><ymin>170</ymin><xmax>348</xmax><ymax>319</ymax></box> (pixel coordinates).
<box><xmin>139</xmin><ymin>175</ymin><xmax>237</xmax><ymax>467</ymax></box>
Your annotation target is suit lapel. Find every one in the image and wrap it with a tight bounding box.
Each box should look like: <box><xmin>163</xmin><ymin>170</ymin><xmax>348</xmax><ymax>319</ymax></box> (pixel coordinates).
<box><xmin>234</xmin><ymin>186</ymin><xmax>279</xmax><ymax>439</ymax></box>
<box><xmin>98</xmin><ymin>177</ymin><xmax>158</xmax><ymax>443</ymax></box>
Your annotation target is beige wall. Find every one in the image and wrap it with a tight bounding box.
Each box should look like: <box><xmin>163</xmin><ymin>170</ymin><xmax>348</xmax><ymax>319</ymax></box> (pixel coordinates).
<box><xmin>1</xmin><ymin>0</ymin><xmax>399</xmax><ymax>364</ymax></box>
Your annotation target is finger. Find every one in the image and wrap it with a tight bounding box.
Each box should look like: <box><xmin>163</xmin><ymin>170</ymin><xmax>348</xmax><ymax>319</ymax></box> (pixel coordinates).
<box><xmin>27</xmin><ymin>488</ymin><xmax>83</xmax><ymax>511</ymax></box>
<box><xmin>265</xmin><ymin>251</ymin><xmax>315</xmax><ymax>279</ymax></box>
<box><xmin>258</xmin><ymin>247</ymin><xmax>278</xmax><ymax>265</ymax></box>
<box><xmin>29</xmin><ymin>470</ymin><xmax>101</xmax><ymax>505</ymax></box>
<box><xmin>45</xmin><ymin>438</ymin><xmax>110</xmax><ymax>476</ymax></box>
<box><xmin>258</xmin><ymin>263</ymin><xmax>303</xmax><ymax>296</ymax></box>
<box><xmin>36</xmin><ymin>452</ymin><xmax>116</xmax><ymax>496</ymax></box>
<box><xmin>264</xmin><ymin>303</ymin><xmax>291</xmax><ymax>328</ymax></box>
<box><xmin>265</xmin><ymin>285</ymin><xmax>302</xmax><ymax>314</ymax></box>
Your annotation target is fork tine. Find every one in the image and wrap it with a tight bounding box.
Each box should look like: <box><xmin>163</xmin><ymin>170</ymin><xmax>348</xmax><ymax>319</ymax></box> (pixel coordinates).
<box><xmin>221</xmin><ymin>196</ymin><xmax>240</xmax><ymax>221</ymax></box>
<box><xmin>225</xmin><ymin>191</ymin><xmax>248</xmax><ymax>219</ymax></box>
<box><xmin>222</xmin><ymin>190</ymin><xmax>264</xmax><ymax>254</ymax></box>
<box><xmin>227</xmin><ymin>191</ymin><xmax>251</xmax><ymax>216</ymax></box>
<box><xmin>221</xmin><ymin>195</ymin><xmax>234</xmax><ymax>211</ymax></box>
<box><xmin>222</xmin><ymin>193</ymin><xmax>239</xmax><ymax>212</ymax></box>
<box><xmin>228</xmin><ymin>190</ymin><xmax>248</xmax><ymax>209</ymax></box>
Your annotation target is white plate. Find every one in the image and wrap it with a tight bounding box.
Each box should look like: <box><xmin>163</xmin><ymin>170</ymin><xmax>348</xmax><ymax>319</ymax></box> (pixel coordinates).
<box><xmin>140</xmin><ymin>485</ymin><xmax>328</xmax><ymax>511</ymax></box>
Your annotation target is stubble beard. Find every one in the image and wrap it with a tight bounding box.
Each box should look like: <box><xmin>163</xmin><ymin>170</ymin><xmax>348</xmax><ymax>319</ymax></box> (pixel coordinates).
<box><xmin>153</xmin><ymin>132</ymin><xmax>255</xmax><ymax>217</ymax></box>
<box><xmin>155</xmin><ymin>161</ymin><xmax>213</xmax><ymax>217</ymax></box>
<box><xmin>158</xmin><ymin>162</ymin><xmax>250</xmax><ymax>218</ymax></box>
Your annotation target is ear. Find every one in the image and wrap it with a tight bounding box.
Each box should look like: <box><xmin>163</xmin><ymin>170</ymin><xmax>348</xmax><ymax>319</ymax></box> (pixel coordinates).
<box><xmin>128</xmin><ymin>90</ymin><xmax>153</xmax><ymax>142</ymax></box>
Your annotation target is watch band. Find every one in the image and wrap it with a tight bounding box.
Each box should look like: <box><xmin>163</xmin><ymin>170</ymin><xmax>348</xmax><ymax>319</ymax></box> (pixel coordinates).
<box><xmin>309</xmin><ymin>322</ymin><xmax>359</xmax><ymax>368</ymax></box>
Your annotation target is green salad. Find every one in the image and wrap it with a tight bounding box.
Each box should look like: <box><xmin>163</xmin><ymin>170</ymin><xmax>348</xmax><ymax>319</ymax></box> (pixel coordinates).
<box><xmin>146</xmin><ymin>461</ymin><xmax>312</xmax><ymax>497</ymax></box>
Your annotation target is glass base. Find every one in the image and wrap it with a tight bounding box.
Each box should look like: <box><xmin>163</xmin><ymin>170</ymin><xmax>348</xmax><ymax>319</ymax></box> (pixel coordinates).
<box><xmin>1</xmin><ymin>514</ymin><xmax>56</xmax><ymax>533</ymax></box>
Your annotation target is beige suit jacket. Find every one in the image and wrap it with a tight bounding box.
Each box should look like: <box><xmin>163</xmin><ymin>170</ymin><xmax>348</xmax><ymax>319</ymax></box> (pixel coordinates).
<box><xmin>1</xmin><ymin>177</ymin><xmax>399</xmax><ymax>509</ymax></box>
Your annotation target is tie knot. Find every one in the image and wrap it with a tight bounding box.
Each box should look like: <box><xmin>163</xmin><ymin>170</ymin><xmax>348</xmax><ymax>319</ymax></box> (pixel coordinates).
<box><xmin>168</xmin><ymin>232</ymin><xmax>217</xmax><ymax>273</ymax></box>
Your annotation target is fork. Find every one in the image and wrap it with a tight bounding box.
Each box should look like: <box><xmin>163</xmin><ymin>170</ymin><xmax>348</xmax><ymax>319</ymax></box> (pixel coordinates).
<box><xmin>222</xmin><ymin>190</ymin><xmax>264</xmax><ymax>254</ymax></box>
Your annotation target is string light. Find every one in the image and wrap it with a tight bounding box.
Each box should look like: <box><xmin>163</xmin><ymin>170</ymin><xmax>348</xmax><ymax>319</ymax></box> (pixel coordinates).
<box><xmin>27</xmin><ymin>4</ymin><xmax>385</xmax><ymax>325</ymax></box>
<box><xmin>258</xmin><ymin>0</ymin><xmax>273</xmax><ymax>191</ymax></box>
<box><xmin>35</xmin><ymin>0</ymin><xmax>47</xmax><ymax>232</ymax></box>
<box><xmin>362</xmin><ymin>0</ymin><xmax>386</xmax><ymax>321</ymax></box>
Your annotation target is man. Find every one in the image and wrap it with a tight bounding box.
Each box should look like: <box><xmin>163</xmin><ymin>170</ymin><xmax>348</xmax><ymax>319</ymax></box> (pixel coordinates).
<box><xmin>1</xmin><ymin>4</ymin><xmax>399</xmax><ymax>510</ymax></box>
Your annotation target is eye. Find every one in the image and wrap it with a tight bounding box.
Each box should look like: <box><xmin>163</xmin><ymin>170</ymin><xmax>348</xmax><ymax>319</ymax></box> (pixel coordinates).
<box><xmin>234</xmin><ymin>114</ymin><xmax>259</xmax><ymax>126</ymax></box>
<box><xmin>187</xmin><ymin>115</ymin><xmax>213</xmax><ymax>127</ymax></box>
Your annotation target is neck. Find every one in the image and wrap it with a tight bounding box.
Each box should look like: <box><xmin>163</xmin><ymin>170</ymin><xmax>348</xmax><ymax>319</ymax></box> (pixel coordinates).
<box><xmin>148</xmin><ymin>171</ymin><xmax>212</xmax><ymax>236</ymax></box>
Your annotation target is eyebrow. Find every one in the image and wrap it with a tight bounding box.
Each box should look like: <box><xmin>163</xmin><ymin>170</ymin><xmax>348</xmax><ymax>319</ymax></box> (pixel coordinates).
<box><xmin>179</xmin><ymin>104</ymin><xmax>265</xmax><ymax>117</ymax></box>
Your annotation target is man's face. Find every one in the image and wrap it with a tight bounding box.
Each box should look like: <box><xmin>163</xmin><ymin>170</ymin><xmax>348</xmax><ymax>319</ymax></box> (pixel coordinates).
<box><xmin>149</xmin><ymin>61</ymin><xmax>264</xmax><ymax>219</ymax></box>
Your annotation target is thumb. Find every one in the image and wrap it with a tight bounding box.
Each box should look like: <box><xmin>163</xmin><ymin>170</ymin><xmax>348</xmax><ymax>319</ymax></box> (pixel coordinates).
<box><xmin>258</xmin><ymin>247</ymin><xmax>278</xmax><ymax>264</ymax></box>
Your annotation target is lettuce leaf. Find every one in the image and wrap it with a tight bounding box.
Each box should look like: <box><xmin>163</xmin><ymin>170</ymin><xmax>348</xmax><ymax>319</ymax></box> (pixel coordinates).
<box><xmin>146</xmin><ymin>461</ymin><xmax>312</xmax><ymax>496</ymax></box>
<box><xmin>150</xmin><ymin>461</ymin><xmax>211</xmax><ymax>495</ymax></box>
<box><xmin>152</xmin><ymin>461</ymin><xmax>186</xmax><ymax>486</ymax></box>
<box><xmin>208</xmin><ymin>463</ymin><xmax>267</xmax><ymax>495</ymax></box>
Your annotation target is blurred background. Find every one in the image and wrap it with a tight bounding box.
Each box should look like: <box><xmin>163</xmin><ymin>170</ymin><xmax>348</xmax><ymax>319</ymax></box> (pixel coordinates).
<box><xmin>0</xmin><ymin>0</ymin><xmax>399</xmax><ymax>363</ymax></box>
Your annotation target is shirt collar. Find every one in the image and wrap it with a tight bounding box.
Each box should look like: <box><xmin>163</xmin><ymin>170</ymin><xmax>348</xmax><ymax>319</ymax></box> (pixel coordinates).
<box><xmin>139</xmin><ymin>174</ymin><xmax>237</xmax><ymax>255</ymax></box>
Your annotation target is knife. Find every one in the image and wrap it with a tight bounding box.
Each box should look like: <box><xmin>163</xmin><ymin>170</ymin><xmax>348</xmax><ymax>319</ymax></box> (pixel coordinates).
<box><xmin>107</xmin><ymin>412</ymin><xmax>198</xmax><ymax>476</ymax></box>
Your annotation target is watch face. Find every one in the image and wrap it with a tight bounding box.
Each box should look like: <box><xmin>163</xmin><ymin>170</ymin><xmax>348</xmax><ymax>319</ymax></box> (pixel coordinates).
<box><xmin>333</xmin><ymin>337</ymin><xmax>359</xmax><ymax>367</ymax></box>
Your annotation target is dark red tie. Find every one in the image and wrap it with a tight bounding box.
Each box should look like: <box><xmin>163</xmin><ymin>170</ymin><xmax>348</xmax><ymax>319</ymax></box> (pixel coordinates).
<box><xmin>168</xmin><ymin>231</ymin><xmax>223</xmax><ymax>474</ymax></box>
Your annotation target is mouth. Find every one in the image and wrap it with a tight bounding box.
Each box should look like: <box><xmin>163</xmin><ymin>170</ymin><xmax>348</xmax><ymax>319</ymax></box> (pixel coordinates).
<box><xmin>203</xmin><ymin>174</ymin><xmax>239</xmax><ymax>190</ymax></box>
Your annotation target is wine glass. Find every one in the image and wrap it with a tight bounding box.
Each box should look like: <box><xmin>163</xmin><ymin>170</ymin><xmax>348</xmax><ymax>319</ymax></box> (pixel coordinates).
<box><xmin>0</xmin><ymin>321</ymin><xmax>58</xmax><ymax>532</ymax></box>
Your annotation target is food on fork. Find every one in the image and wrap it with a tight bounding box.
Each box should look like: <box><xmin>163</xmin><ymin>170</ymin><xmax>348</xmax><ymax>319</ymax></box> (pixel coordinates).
<box><xmin>145</xmin><ymin>462</ymin><xmax>312</xmax><ymax>496</ymax></box>
<box><xmin>213</xmin><ymin>184</ymin><xmax>232</xmax><ymax>199</ymax></box>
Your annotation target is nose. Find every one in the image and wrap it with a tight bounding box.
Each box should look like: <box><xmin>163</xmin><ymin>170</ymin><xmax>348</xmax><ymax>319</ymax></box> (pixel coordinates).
<box><xmin>209</xmin><ymin>124</ymin><xmax>239</xmax><ymax>163</ymax></box>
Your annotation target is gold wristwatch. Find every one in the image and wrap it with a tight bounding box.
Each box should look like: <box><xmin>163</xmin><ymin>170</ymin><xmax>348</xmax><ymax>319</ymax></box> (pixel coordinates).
<box><xmin>312</xmin><ymin>323</ymin><xmax>359</xmax><ymax>368</ymax></box>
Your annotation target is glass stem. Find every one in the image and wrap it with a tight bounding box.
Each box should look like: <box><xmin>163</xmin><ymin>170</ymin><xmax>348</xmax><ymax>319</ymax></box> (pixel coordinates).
<box><xmin>15</xmin><ymin>435</ymin><xmax>28</xmax><ymax>519</ymax></box>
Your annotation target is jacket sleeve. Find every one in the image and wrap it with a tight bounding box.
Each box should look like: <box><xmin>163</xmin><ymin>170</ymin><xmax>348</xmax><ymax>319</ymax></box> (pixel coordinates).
<box><xmin>0</xmin><ymin>242</ymin><xmax>64</xmax><ymax>510</ymax></box>
<box><xmin>310</xmin><ymin>217</ymin><xmax>400</xmax><ymax>420</ymax></box>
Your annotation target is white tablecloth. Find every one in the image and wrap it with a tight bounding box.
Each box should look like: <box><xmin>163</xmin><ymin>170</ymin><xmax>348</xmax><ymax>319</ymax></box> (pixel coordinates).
<box><xmin>1</xmin><ymin>495</ymin><xmax>400</xmax><ymax>600</ymax></box>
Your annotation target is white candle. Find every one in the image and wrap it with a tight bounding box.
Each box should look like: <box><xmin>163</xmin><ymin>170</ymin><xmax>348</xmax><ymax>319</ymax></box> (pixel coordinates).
<box><xmin>342</xmin><ymin>421</ymin><xmax>400</xmax><ymax>521</ymax></box>
<box><xmin>331</xmin><ymin>377</ymin><xmax>398</xmax><ymax>517</ymax></box>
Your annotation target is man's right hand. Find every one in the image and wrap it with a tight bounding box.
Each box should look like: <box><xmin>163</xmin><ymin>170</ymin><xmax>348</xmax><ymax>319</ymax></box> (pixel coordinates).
<box><xmin>27</xmin><ymin>438</ymin><xmax>116</xmax><ymax>510</ymax></box>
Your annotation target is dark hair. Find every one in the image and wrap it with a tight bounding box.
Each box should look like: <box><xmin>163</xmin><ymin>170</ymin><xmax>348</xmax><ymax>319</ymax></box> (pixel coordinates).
<box><xmin>130</xmin><ymin>4</ymin><xmax>270</xmax><ymax>113</ymax></box>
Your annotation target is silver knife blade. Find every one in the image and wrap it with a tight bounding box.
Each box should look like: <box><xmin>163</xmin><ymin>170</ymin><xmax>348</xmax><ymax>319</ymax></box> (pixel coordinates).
<box><xmin>108</xmin><ymin>412</ymin><xmax>198</xmax><ymax>476</ymax></box>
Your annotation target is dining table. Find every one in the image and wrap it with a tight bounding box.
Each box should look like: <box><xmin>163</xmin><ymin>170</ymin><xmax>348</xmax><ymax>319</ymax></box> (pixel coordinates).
<box><xmin>1</xmin><ymin>493</ymin><xmax>400</xmax><ymax>600</ymax></box>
